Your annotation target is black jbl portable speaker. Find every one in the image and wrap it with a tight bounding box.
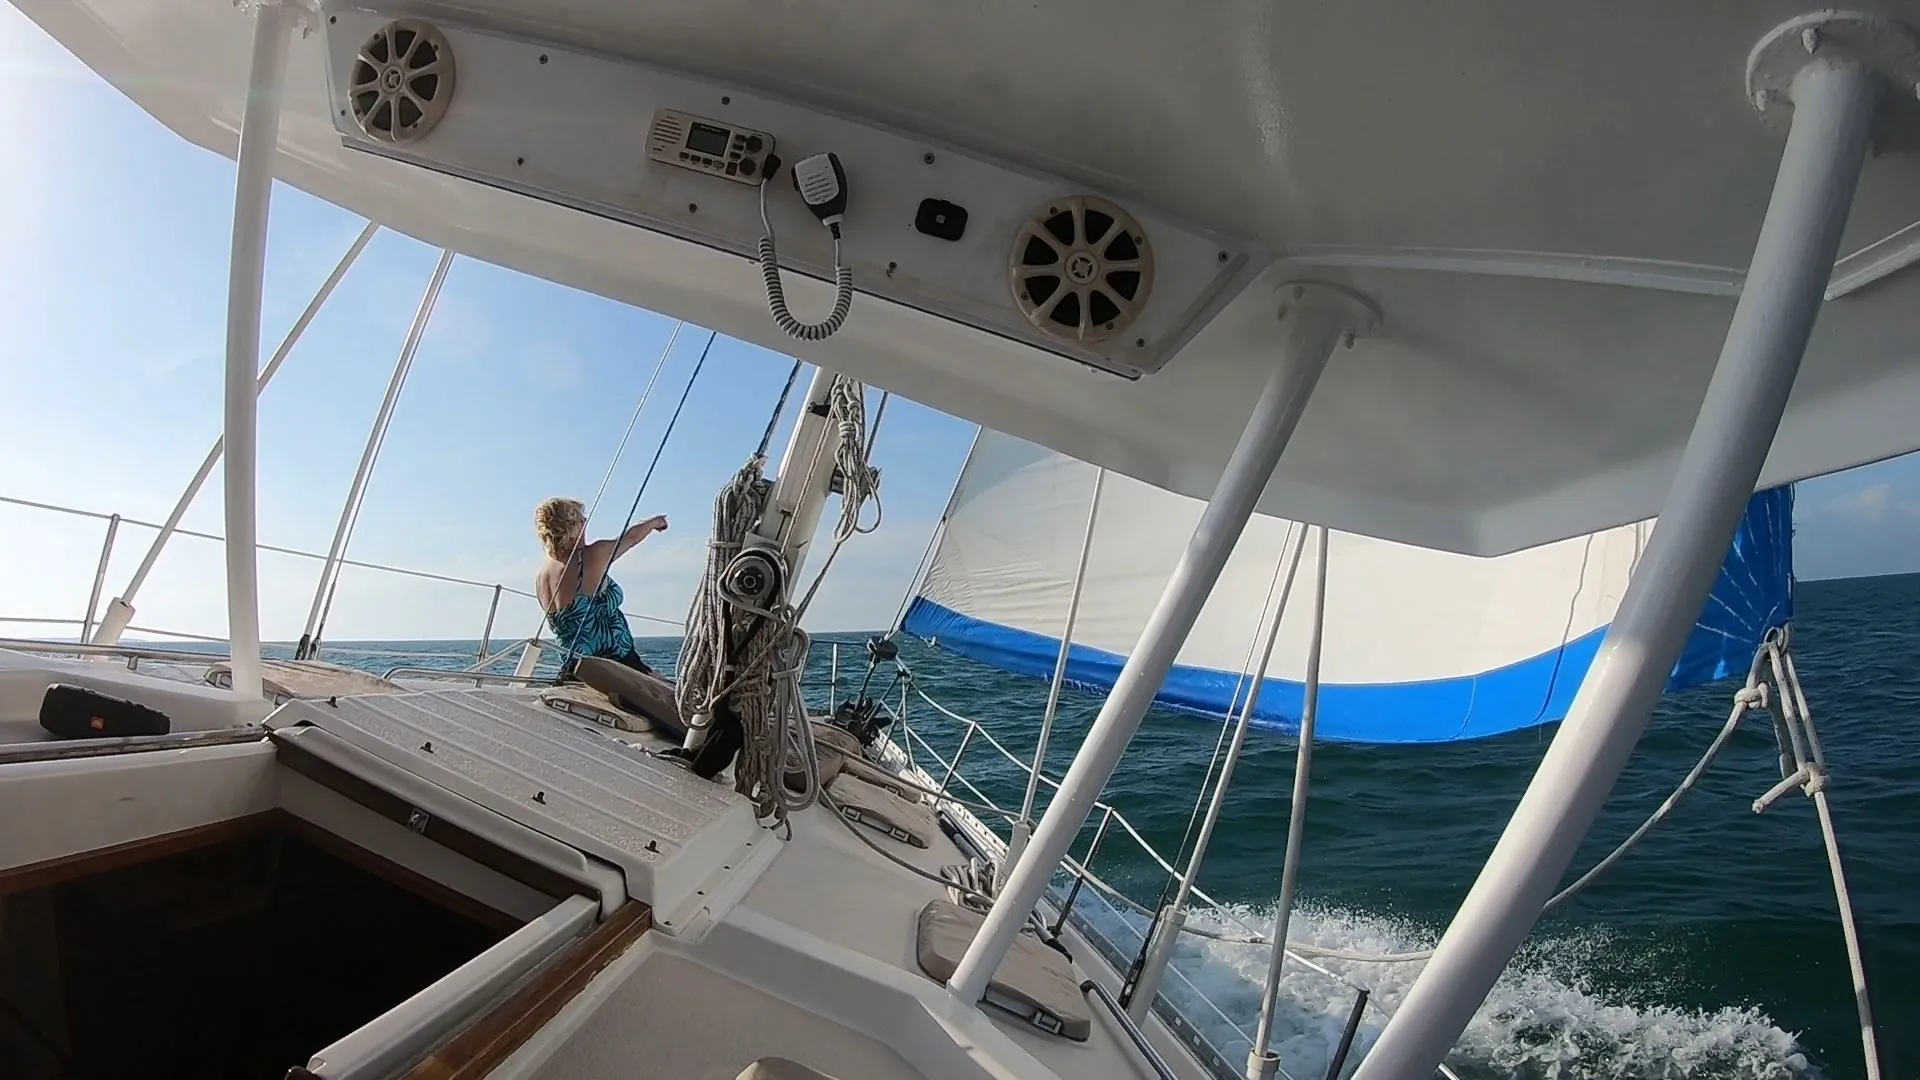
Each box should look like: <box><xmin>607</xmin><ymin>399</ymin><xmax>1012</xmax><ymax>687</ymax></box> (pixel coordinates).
<box><xmin>39</xmin><ymin>683</ymin><xmax>171</xmax><ymax>740</ymax></box>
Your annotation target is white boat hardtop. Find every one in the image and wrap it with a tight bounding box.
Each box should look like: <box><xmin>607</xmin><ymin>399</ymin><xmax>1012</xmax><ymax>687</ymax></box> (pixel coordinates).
<box><xmin>4</xmin><ymin>3</ymin><xmax>1913</xmax><ymax>1080</ymax></box>
<box><xmin>18</xmin><ymin>0</ymin><xmax>1920</xmax><ymax>554</ymax></box>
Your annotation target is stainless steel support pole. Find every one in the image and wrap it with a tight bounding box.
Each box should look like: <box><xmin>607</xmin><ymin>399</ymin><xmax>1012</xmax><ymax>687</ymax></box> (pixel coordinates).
<box><xmin>298</xmin><ymin>249</ymin><xmax>454</xmax><ymax>658</ymax></box>
<box><xmin>96</xmin><ymin>221</ymin><xmax>378</xmax><ymax>645</ymax></box>
<box><xmin>1128</xmin><ymin>523</ymin><xmax>1308</xmax><ymax>1021</ymax></box>
<box><xmin>948</xmin><ymin>306</ymin><xmax>1342</xmax><ymax>1004</ymax></box>
<box><xmin>1250</xmin><ymin>525</ymin><xmax>1329</xmax><ymax>1077</ymax></box>
<box><xmin>1355</xmin><ymin>56</ymin><xmax>1879</xmax><ymax>1080</ymax></box>
<box><xmin>1006</xmin><ymin>466</ymin><xmax>1106</xmax><ymax>887</ymax></box>
<box><xmin>221</xmin><ymin>2</ymin><xmax>298</xmax><ymax>699</ymax></box>
<box><xmin>81</xmin><ymin>514</ymin><xmax>120</xmax><ymax>644</ymax></box>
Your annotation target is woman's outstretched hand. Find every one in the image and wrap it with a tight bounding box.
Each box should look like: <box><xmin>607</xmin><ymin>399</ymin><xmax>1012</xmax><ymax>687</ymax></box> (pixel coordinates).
<box><xmin>645</xmin><ymin>514</ymin><xmax>669</xmax><ymax>532</ymax></box>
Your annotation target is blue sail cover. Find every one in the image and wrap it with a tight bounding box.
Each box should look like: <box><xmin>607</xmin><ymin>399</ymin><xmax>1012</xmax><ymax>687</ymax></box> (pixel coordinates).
<box><xmin>904</xmin><ymin>433</ymin><xmax>1793</xmax><ymax>744</ymax></box>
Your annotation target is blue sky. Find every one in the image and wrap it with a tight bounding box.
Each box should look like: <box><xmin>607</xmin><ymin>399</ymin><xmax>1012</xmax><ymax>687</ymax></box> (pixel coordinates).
<box><xmin>0</xmin><ymin>7</ymin><xmax>1913</xmax><ymax>644</ymax></box>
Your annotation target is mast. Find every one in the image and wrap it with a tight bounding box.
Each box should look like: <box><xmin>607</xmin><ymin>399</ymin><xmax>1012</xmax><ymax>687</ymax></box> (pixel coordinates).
<box><xmin>1355</xmin><ymin>15</ymin><xmax>1913</xmax><ymax>1078</ymax></box>
<box><xmin>750</xmin><ymin>366</ymin><xmax>845</xmax><ymax>581</ymax></box>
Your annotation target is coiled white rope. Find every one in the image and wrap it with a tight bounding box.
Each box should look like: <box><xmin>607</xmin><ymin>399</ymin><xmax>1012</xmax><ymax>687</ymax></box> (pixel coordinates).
<box><xmin>1749</xmin><ymin>627</ymin><xmax>1882</xmax><ymax>1080</ymax></box>
<box><xmin>674</xmin><ymin>457</ymin><xmax>813</xmax><ymax>820</ymax></box>
<box><xmin>827</xmin><ymin>375</ymin><xmax>882</xmax><ymax>541</ymax></box>
<box><xmin>676</xmin><ymin>375</ymin><xmax>880</xmax><ymax>824</ymax></box>
<box><xmin>759</xmin><ymin>180</ymin><xmax>853</xmax><ymax>342</ymax></box>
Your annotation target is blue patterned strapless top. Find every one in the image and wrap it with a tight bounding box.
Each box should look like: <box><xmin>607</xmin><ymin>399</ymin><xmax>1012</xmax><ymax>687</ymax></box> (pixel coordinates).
<box><xmin>547</xmin><ymin>576</ymin><xmax>635</xmax><ymax>661</ymax></box>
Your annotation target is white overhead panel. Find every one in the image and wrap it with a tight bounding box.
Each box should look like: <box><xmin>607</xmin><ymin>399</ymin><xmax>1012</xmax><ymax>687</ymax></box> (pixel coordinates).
<box><xmin>321</xmin><ymin>9</ymin><xmax>1262</xmax><ymax>379</ymax></box>
<box><xmin>24</xmin><ymin>0</ymin><xmax>1920</xmax><ymax>556</ymax></box>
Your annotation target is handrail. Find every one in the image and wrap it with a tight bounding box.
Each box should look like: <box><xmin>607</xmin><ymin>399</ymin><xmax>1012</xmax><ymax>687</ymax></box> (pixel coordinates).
<box><xmin>381</xmin><ymin>665</ymin><xmax>552</xmax><ymax>687</ymax></box>
<box><xmin>0</xmin><ymin>492</ymin><xmax>535</xmax><ymax>597</ymax></box>
<box><xmin>0</xmin><ymin>636</ymin><xmax>232</xmax><ymax>674</ymax></box>
<box><xmin>1082</xmin><ymin>978</ymin><xmax>1177</xmax><ymax>1080</ymax></box>
<box><xmin>0</xmin><ymin>492</ymin><xmax>680</xmax><ymax>652</ymax></box>
<box><xmin>891</xmin><ymin>683</ymin><xmax>1270</xmax><ymax>941</ymax></box>
<box><xmin>875</xmin><ymin>666</ymin><xmax>1468</xmax><ymax>1080</ymax></box>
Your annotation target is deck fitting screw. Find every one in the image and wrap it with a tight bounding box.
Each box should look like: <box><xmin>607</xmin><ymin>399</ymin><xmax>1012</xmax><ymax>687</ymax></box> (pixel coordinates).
<box><xmin>645</xmin><ymin>839</ymin><xmax>660</xmax><ymax>853</ymax></box>
<box><xmin>538</xmin><ymin>54</ymin><xmax>548</xmax><ymax>64</ymax></box>
<box><xmin>1801</xmin><ymin>27</ymin><xmax>1820</xmax><ymax>53</ymax></box>
<box><xmin>1217</xmin><ymin>251</ymin><xmax>1229</xmax><ymax>263</ymax></box>
<box><xmin>420</xmin><ymin>740</ymin><xmax>433</xmax><ymax>753</ymax></box>
<box><xmin>1343</xmin><ymin>330</ymin><xmax>1356</xmax><ymax>349</ymax></box>
<box><xmin>327</xmin><ymin>696</ymin><xmax>338</xmax><ymax>708</ymax></box>
<box><xmin>532</xmin><ymin>790</ymin><xmax>546</xmax><ymax>804</ymax></box>
<box><xmin>689</xmin><ymin>203</ymin><xmax>698</xmax><ymax>213</ymax></box>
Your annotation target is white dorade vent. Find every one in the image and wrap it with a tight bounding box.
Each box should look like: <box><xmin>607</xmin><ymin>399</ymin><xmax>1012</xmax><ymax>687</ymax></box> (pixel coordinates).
<box><xmin>1011</xmin><ymin>195</ymin><xmax>1155</xmax><ymax>345</ymax></box>
<box><xmin>349</xmin><ymin>18</ymin><xmax>456</xmax><ymax>144</ymax></box>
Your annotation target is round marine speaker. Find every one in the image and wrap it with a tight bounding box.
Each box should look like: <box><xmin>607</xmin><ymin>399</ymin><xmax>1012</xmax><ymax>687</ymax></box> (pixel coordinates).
<box><xmin>1010</xmin><ymin>195</ymin><xmax>1155</xmax><ymax>345</ymax></box>
<box><xmin>349</xmin><ymin>19</ymin><xmax>456</xmax><ymax>145</ymax></box>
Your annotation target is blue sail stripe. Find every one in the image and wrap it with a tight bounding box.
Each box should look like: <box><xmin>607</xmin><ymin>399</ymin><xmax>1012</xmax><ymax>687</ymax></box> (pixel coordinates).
<box><xmin>903</xmin><ymin>488</ymin><xmax>1793</xmax><ymax>744</ymax></box>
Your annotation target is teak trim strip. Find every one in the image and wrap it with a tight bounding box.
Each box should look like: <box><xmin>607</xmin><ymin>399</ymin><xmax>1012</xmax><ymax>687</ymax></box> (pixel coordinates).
<box><xmin>401</xmin><ymin>901</ymin><xmax>653</xmax><ymax>1080</ymax></box>
<box><xmin>0</xmin><ymin>811</ymin><xmax>280</xmax><ymax>898</ymax></box>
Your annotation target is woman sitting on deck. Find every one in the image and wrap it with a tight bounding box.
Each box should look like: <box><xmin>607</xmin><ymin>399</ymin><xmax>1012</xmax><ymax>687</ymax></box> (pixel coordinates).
<box><xmin>533</xmin><ymin>497</ymin><xmax>667</xmax><ymax>680</ymax></box>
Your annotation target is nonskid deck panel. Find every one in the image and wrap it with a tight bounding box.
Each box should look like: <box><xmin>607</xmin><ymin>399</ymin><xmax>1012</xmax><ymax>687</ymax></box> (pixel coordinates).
<box><xmin>269</xmin><ymin>688</ymin><xmax>758</xmax><ymax>918</ymax></box>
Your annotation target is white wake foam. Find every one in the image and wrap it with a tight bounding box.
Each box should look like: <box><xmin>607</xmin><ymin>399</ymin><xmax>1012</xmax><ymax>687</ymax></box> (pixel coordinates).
<box><xmin>1066</xmin><ymin>895</ymin><xmax>1812</xmax><ymax>1080</ymax></box>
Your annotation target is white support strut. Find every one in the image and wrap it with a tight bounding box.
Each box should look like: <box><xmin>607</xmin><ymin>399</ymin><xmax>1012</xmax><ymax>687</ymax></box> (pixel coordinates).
<box><xmin>947</xmin><ymin>299</ymin><xmax>1349</xmax><ymax>1005</ymax></box>
<box><xmin>94</xmin><ymin>220</ymin><xmax>379</xmax><ymax>646</ymax></box>
<box><xmin>1353</xmin><ymin>41</ymin><xmax>1886</xmax><ymax>1080</ymax></box>
<box><xmin>1250</xmin><ymin>523</ymin><xmax>1330</xmax><ymax>1077</ymax></box>
<box><xmin>1005</xmin><ymin>465</ymin><xmax>1106</xmax><ymax>886</ymax></box>
<box><xmin>1126</xmin><ymin>521</ymin><xmax>1308</xmax><ymax>1023</ymax></box>
<box><xmin>297</xmin><ymin>248</ymin><xmax>454</xmax><ymax>658</ymax></box>
<box><xmin>220</xmin><ymin>1</ymin><xmax>298</xmax><ymax>700</ymax></box>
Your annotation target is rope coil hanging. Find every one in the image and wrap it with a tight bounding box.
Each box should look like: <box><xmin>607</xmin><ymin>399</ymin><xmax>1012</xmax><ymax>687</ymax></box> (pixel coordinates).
<box><xmin>676</xmin><ymin>372</ymin><xmax>882</xmax><ymax>823</ymax></box>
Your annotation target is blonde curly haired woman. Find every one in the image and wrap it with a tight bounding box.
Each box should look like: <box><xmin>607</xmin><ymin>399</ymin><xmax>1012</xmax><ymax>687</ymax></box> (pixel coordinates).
<box><xmin>533</xmin><ymin>497</ymin><xmax>667</xmax><ymax>679</ymax></box>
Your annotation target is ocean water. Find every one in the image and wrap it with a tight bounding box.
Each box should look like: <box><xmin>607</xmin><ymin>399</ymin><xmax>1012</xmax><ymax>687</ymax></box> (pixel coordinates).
<box><xmin>313</xmin><ymin>572</ymin><xmax>1919</xmax><ymax>1080</ymax></box>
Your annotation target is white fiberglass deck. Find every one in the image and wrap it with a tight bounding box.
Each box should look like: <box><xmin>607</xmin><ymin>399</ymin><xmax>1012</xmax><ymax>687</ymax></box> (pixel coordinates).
<box><xmin>268</xmin><ymin>688</ymin><xmax>760</xmax><ymax>921</ymax></box>
<box><xmin>21</xmin><ymin>0</ymin><xmax>1920</xmax><ymax>554</ymax></box>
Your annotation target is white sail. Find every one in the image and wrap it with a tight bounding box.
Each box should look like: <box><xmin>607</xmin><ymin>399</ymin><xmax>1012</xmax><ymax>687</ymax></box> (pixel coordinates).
<box><xmin>906</xmin><ymin>430</ymin><xmax>1793</xmax><ymax>743</ymax></box>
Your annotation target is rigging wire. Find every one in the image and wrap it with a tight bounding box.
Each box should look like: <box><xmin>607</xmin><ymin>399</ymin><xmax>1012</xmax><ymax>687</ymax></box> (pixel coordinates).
<box><xmin>307</xmin><ymin>250</ymin><xmax>455</xmax><ymax>657</ymax></box>
<box><xmin>522</xmin><ymin>322</ymin><xmax>685</xmax><ymax>667</ymax></box>
<box><xmin>585</xmin><ymin>321</ymin><xmax>685</xmax><ymax>526</ymax></box>
<box><xmin>758</xmin><ymin>359</ymin><xmax>804</xmax><ymax>458</ymax></box>
<box><xmin>1126</xmin><ymin>521</ymin><xmax>1302</xmax><ymax>980</ymax></box>
<box><xmin>885</xmin><ymin>424</ymin><xmax>980</xmax><ymax>637</ymax></box>
<box><xmin>555</xmin><ymin>330</ymin><xmax>718</xmax><ymax>676</ymax></box>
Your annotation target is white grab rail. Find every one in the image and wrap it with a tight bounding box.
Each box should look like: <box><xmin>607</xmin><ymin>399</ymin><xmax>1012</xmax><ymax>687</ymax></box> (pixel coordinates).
<box><xmin>0</xmin><ymin>492</ymin><xmax>677</xmax><ymax>664</ymax></box>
